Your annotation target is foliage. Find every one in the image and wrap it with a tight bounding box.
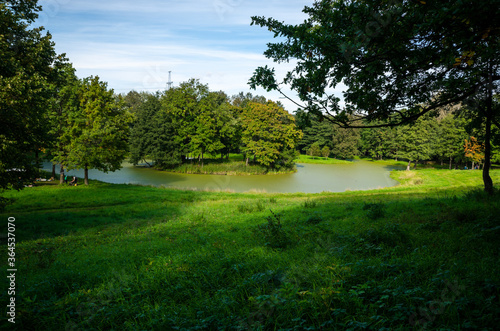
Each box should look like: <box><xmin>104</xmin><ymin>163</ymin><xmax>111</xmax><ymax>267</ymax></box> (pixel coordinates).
<box><xmin>436</xmin><ymin>115</ymin><xmax>468</xmax><ymax>169</ymax></box>
<box><xmin>255</xmin><ymin>211</ymin><xmax>291</xmax><ymax>249</ymax></box>
<box><xmin>128</xmin><ymin>82</ymin><xmax>301</xmax><ymax>172</ymax></box>
<box><xmin>0</xmin><ymin>0</ymin><xmax>61</xmax><ymax>202</ymax></box>
<box><xmin>396</xmin><ymin>116</ymin><xmax>434</xmax><ymax>170</ymax></box>
<box><xmin>241</xmin><ymin>101</ymin><xmax>303</xmax><ymax>169</ymax></box>
<box><xmin>58</xmin><ymin>76</ymin><xmax>132</xmax><ymax>184</ymax></box>
<box><xmin>464</xmin><ymin>136</ymin><xmax>485</xmax><ymax>166</ymax></box>
<box><xmin>129</xmin><ymin>92</ymin><xmax>182</xmax><ymax>168</ymax></box>
<box><xmin>250</xmin><ymin>0</ymin><xmax>500</xmax><ymax>192</ymax></box>
<box><xmin>360</xmin><ymin>125</ymin><xmax>398</xmax><ymax>160</ymax></box>
<box><xmin>308</xmin><ymin>142</ymin><xmax>321</xmax><ymax>158</ymax></box>
<box><xmin>298</xmin><ymin>116</ymin><xmax>359</xmax><ymax>159</ymax></box>
<box><xmin>362</xmin><ymin>202</ymin><xmax>385</xmax><ymax>220</ymax></box>
<box><xmin>321</xmin><ymin>145</ymin><xmax>330</xmax><ymax>159</ymax></box>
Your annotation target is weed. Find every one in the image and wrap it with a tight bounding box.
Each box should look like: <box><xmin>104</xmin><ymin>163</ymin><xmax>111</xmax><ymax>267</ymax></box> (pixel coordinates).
<box><xmin>238</xmin><ymin>200</ymin><xmax>265</xmax><ymax>213</ymax></box>
<box><xmin>363</xmin><ymin>202</ymin><xmax>385</xmax><ymax>220</ymax></box>
<box><xmin>255</xmin><ymin>211</ymin><xmax>291</xmax><ymax>249</ymax></box>
<box><xmin>362</xmin><ymin>223</ymin><xmax>410</xmax><ymax>248</ymax></box>
<box><xmin>303</xmin><ymin>198</ymin><xmax>317</xmax><ymax>208</ymax></box>
<box><xmin>306</xmin><ymin>212</ymin><xmax>323</xmax><ymax>225</ymax></box>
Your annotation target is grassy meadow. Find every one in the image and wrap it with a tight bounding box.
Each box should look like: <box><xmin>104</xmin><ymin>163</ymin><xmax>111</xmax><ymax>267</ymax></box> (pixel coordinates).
<box><xmin>1</xmin><ymin>167</ymin><xmax>500</xmax><ymax>330</ymax></box>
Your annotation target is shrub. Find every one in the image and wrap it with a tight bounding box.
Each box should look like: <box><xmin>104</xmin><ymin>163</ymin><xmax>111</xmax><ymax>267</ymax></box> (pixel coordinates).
<box><xmin>306</xmin><ymin>212</ymin><xmax>323</xmax><ymax>225</ymax></box>
<box><xmin>238</xmin><ymin>200</ymin><xmax>265</xmax><ymax>213</ymax></box>
<box><xmin>363</xmin><ymin>202</ymin><xmax>385</xmax><ymax>220</ymax></box>
<box><xmin>255</xmin><ymin>211</ymin><xmax>291</xmax><ymax>249</ymax></box>
<box><xmin>303</xmin><ymin>199</ymin><xmax>317</xmax><ymax>209</ymax></box>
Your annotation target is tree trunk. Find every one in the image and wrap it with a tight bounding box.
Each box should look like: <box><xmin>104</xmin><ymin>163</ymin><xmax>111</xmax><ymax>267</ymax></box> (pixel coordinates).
<box><xmin>406</xmin><ymin>160</ymin><xmax>411</xmax><ymax>171</ymax></box>
<box><xmin>84</xmin><ymin>166</ymin><xmax>89</xmax><ymax>185</ymax></box>
<box><xmin>449</xmin><ymin>156</ymin><xmax>452</xmax><ymax>170</ymax></box>
<box><xmin>472</xmin><ymin>161</ymin><xmax>475</xmax><ymax>170</ymax></box>
<box><xmin>59</xmin><ymin>165</ymin><xmax>64</xmax><ymax>184</ymax></box>
<box><xmin>246</xmin><ymin>157</ymin><xmax>249</xmax><ymax>167</ymax></box>
<box><xmin>483</xmin><ymin>71</ymin><xmax>494</xmax><ymax>194</ymax></box>
<box><xmin>52</xmin><ymin>164</ymin><xmax>56</xmax><ymax>178</ymax></box>
<box><xmin>414</xmin><ymin>159</ymin><xmax>418</xmax><ymax>170</ymax></box>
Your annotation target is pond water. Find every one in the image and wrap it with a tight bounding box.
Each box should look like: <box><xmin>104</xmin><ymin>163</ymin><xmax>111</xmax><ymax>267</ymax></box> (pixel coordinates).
<box><xmin>42</xmin><ymin>161</ymin><xmax>401</xmax><ymax>194</ymax></box>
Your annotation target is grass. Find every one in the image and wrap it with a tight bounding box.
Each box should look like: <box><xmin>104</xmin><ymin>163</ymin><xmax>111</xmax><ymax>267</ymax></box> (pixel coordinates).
<box><xmin>1</xmin><ymin>168</ymin><xmax>499</xmax><ymax>330</ymax></box>
<box><xmin>167</xmin><ymin>160</ymin><xmax>295</xmax><ymax>175</ymax></box>
<box><xmin>295</xmin><ymin>154</ymin><xmax>352</xmax><ymax>164</ymax></box>
<box><xmin>147</xmin><ymin>153</ymin><xmax>297</xmax><ymax>175</ymax></box>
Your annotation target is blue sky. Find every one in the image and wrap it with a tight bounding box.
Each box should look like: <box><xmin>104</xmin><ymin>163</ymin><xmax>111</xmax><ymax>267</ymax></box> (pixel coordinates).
<box><xmin>36</xmin><ymin>0</ymin><xmax>316</xmax><ymax>111</ymax></box>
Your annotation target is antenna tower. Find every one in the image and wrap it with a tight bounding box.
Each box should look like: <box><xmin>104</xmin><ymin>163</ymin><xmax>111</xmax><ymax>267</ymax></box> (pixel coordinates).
<box><xmin>167</xmin><ymin>71</ymin><xmax>173</xmax><ymax>89</ymax></box>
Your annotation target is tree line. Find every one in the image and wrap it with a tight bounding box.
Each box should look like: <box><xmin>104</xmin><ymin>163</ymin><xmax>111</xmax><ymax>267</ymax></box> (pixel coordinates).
<box><xmin>249</xmin><ymin>0</ymin><xmax>499</xmax><ymax>193</ymax></box>
<box><xmin>126</xmin><ymin>80</ymin><xmax>302</xmax><ymax>171</ymax></box>
<box><xmin>296</xmin><ymin>104</ymin><xmax>500</xmax><ymax>171</ymax></box>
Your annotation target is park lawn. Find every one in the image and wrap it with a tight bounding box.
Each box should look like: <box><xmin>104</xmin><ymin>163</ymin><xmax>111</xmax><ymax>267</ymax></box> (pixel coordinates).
<box><xmin>1</xmin><ymin>169</ymin><xmax>499</xmax><ymax>330</ymax></box>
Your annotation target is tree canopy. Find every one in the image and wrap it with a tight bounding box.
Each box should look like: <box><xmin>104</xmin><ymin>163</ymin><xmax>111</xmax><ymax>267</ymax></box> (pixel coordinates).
<box><xmin>250</xmin><ymin>0</ymin><xmax>499</xmax><ymax>193</ymax></box>
<box><xmin>0</xmin><ymin>0</ymin><xmax>61</xmax><ymax>204</ymax></box>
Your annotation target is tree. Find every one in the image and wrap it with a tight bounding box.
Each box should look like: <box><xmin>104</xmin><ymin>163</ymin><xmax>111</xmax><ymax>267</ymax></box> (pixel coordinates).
<box><xmin>62</xmin><ymin>76</ymin><xmax>132</xmax><ymax>185</ymax></box>
<box><xmin>435</xmin><ymin>115</ymin><xmax>468</xmax><ymax>169</ymax></box>
<box><xmin>161</xmin><ymin>79</ymin><xmax>209</xmax><ymax>162</ymax></box>
<box><xmin>129</xmin><ymin>92</ymin><xmax>175</xmax><ymax>167</ymax></box>
<box><xmin>321</xmin><ymin>145</ymin><xmax>330</xmax><ymax>159</ymax></box>
<box><xmin>189</xmin><ymin>91</ymin><xmax>228</xmax><ymax>167</ymax></box>
<box><xmin>330</xmin><ymin>125</ymin><xmax>360</xmax><ymax>159</ymax></box>
<box><xmin>360</xmin><ymin>126</ymin><xmax>398</xmax><ymax>160</ymax></box>
<box><xmin>48</xmin><ymin>62</ymin><xmax>81</xmax><ymax>184</ymax></box>
<box><xmin>308</xmin><ymin>142</ymin><xmax>321</xmax><ymax>159</ymax></box>
<box><xmin>0</xmin><ymin>0</ymin><xmax>61</xmax><ymax>206</ymax></box>
<box><xmin>464</xmin><ymin>137</ymin><xmax>485</xmax><ymax>169</ymax></box>
<box><xmin>396</xmin><ymin>117</ymin><xmax>433</xmax><ymax>171</ymax></box>
<box><xmin>298</xmin><ymin>118</ymin><xmax>334</xmax><ymax>154</ymax></box>
<box><xmin>250</xmin><ymin>0</ymin><xmax>499</xmax><ymax>193</ymax></box>
<box><xmin>241</xmin><ymin>101</ymin><xmax>303</xmax><ymax>169</ymax></box>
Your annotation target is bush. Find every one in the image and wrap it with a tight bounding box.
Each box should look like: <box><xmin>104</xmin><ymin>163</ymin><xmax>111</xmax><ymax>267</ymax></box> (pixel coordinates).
<box><xmin>255</xmin><ymin>211</ymin><xmax>291</xmax><ymax>249</ymax></box>
<box><xmin>303</xmin><ymin>199</ymin><xmax>317</xmax><ymax>209</ymax></box>
<box><xmin>237</xmin><ymin>200</ymin><xmax>265</xmax><ymax>213</ymax></box>
<box><xmin>363</xmin><ymin>202</ymin><xmax>385</xmax><ymax>220</ymax></box>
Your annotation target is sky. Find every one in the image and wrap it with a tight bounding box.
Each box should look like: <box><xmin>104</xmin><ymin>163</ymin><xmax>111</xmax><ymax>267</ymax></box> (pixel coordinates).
<box><xmin>36</xmin><ymin>0</ymin><xmax>317</xmax><ymax>112</ymax></box>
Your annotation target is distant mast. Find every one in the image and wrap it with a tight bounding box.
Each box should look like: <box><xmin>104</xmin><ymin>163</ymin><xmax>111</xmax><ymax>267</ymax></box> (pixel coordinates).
<box><xmin>167</xmin><ymin>71</ymin><xmax>173</xmax><ymax>90</ymax></box>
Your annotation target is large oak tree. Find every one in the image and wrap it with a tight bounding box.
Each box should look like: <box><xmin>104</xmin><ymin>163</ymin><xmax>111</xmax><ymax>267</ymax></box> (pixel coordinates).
<box><xmin>250</xmin><ymin>0</ymin><xmax>499</xmax><ymax>193</ymax></box>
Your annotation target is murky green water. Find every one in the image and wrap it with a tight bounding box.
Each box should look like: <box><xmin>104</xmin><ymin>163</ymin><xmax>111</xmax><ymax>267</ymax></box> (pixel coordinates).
<box><xmin>42</xmin><ymin>161</ymin><xmax>401</xmax><ymax>193</ymax></box>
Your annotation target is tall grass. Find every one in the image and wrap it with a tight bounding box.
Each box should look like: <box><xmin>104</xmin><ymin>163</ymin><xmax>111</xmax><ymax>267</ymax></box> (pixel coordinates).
<box><xmin>166</xmin><ymin>159</ymin><xmax>295</xmax><ymax>175</ymax></box>
<box><xmin>0</xmin><ymin>169</ymin><xmax>499</xmax><ymax>330</ymax></box>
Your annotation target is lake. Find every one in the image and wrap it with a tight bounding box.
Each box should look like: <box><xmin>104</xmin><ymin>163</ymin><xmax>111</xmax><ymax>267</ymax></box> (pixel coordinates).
<box><xmin>42</xmin><ymin>161</ymin><xmax>401</xmax><ymax>193</ymax></box>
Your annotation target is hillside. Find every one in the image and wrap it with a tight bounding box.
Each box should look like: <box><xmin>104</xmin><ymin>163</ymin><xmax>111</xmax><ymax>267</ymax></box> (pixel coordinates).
<box><xmin>1</xmin><ymin>169</ymin><xmax>499</xmax><ymax>330</ymax></box>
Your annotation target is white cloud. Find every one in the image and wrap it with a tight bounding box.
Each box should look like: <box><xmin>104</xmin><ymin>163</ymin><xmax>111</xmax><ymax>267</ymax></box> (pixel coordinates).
<box><xmin>37</xmin><ymin>0</ymin><xmax>318</xmax><ymax>111</ymax></box>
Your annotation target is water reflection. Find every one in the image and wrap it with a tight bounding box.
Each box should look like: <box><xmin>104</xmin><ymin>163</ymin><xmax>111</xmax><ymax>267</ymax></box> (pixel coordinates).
<box><xmin>42</xmin><ymin>161</ymin><xmax>402</xmax><ymax>193</ymax></box>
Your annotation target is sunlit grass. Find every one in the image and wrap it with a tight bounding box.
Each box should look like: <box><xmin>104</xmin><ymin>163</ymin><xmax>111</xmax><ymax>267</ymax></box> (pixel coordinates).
<box><xmin>1</xmin><ymin>168</ymin><xmax>499</xmax><ymax>330</ymax></box>
<box><xmin>295</xmin><ymin>154</ymin><xmax>352</xmax><ymax>164</ymax></box>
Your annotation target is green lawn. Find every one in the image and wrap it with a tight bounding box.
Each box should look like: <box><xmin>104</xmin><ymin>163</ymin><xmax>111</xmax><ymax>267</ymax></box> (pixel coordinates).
<box><xmin>1</xmin><ymin>168</ymin><xmax>499</xmax><ymax>330</ymax></box>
